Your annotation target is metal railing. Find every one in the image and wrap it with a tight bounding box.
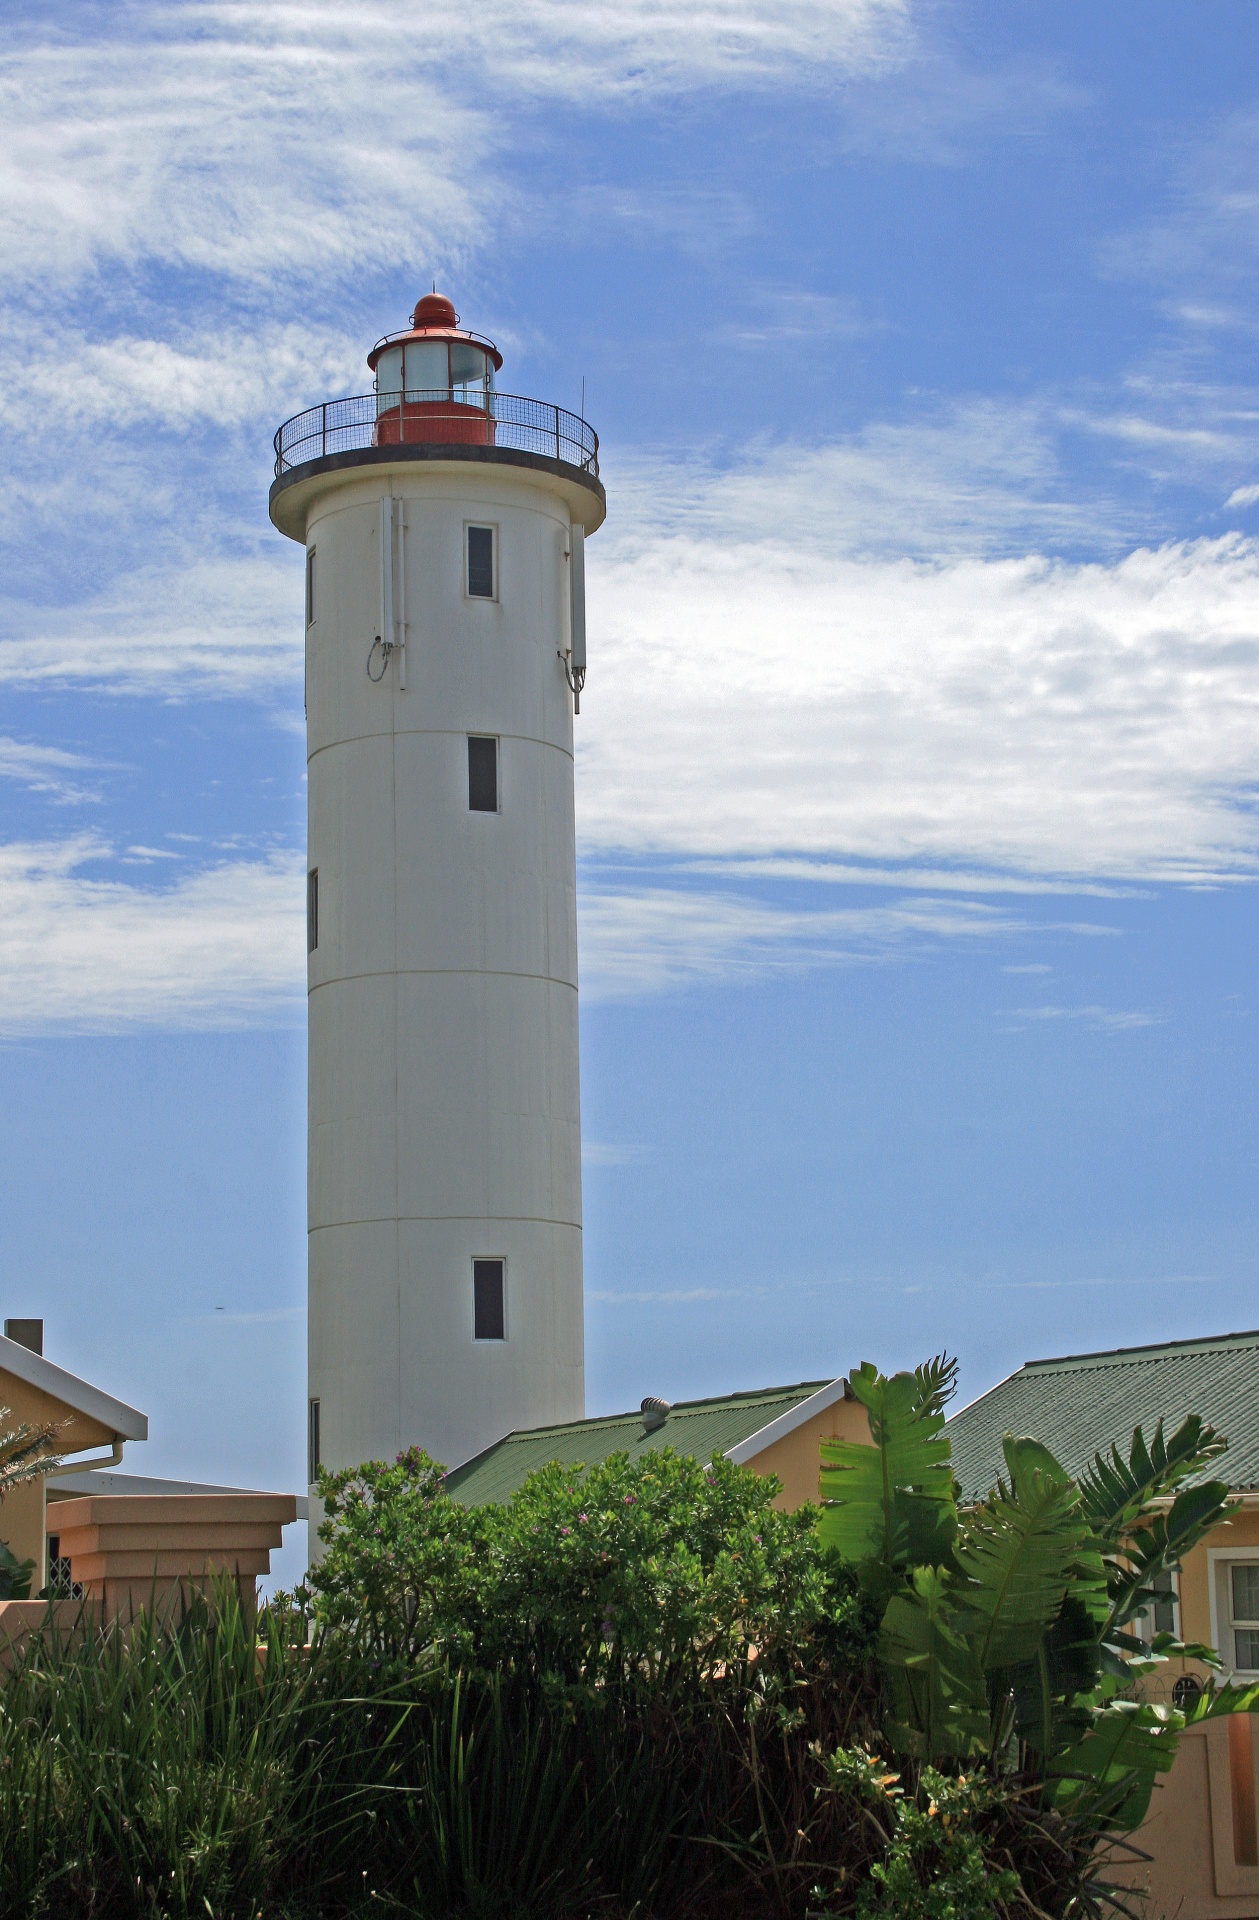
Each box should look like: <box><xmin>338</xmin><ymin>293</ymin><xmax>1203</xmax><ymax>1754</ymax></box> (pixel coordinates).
<box><xmin>274</xmin><ymin>390</ymin><xmax>599</xmax><ymax>479</ymax></box>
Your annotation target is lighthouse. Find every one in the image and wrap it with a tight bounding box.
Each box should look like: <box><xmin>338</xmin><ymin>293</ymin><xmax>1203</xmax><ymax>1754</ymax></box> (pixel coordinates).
<box><xmin>268</xmin><ymin>295</ymin><xmax>603</xmax><ymax>1545</ymax></box>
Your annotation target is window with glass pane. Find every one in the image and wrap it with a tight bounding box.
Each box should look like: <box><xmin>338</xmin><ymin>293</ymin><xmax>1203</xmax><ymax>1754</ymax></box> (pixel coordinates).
<box><xmin>468</xmin><ymin>736</ymin><xmax>497</xmax><ymax>812</ymax></box>
<box><xmin>1232</xmin><ymin>1564</ymin><xmax>1259</xmax><ymax>1668</ymax></box>
<box><xmin>450</xmin><ymin>341</ymin><xmax>486</xmax><ymax>393</ymax></box>
<box><xmin>1152</xmin><ymin>1569</ymin><xmax>1176</xmax><ymax>1635</ymax></box>
<box><xmin>404</xmin><ymin>339</ymin><xmax>448</xmax><ymax>396</ymax></box>
<box><xmin>473</xmin><ymin>1259</ymin><xmax>505</xmax><ymax>1340</ymax></box>
<box><xmin>467</xmin><ymin>526</ymin><xmax>494</xmax><ymax>599</ymax></box>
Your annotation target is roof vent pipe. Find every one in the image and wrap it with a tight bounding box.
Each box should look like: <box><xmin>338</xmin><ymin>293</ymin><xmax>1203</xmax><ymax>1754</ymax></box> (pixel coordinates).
<box><xmin>640</xmin><ymin>1396</ymin><xmax>670</xmax><ymax>1433</ymax></box>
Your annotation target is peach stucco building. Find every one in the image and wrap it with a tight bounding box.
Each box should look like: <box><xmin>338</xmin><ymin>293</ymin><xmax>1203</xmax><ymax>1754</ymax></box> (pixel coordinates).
<box><xmin>0</xmin><ymin>1319</ymin><xmax>297</xmax><ymax>1622</ymax></box>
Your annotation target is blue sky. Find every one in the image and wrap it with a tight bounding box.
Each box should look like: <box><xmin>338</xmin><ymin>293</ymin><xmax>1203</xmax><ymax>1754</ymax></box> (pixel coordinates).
<box><xmin>1</xmin><ymin>2</ymin><xmax>1257</xmax><ymax>1583</ymax></box>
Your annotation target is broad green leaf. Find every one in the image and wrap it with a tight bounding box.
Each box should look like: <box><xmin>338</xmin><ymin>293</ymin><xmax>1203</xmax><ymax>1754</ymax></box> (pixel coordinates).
<box><xmin>1048</xmin><ymin>1700</ymin><xmax>1183</xmax><ymax>1831</ymax></box>
<box><xmin>879</xmin><ymin>1565</ymin><xmax>988</xmax><ymax>1760</ymax></box>
<box><xmin>1184</xmin><ymin>1680</ymin><xmax>1259</xmax><ymax>1722</ymax></box>
<box><xmin>818</xmin><ymin>1358</ymin><xmax>958</xmax><ymax>1583</ymax></box>
<box><xmin>953</xmin><ymin>1435</ymin><xmax>1106</xmax><ymax>1675</ymax></box>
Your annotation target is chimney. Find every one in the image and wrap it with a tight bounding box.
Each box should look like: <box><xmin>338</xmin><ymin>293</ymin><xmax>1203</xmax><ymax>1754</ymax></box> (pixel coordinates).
<box><xmin>5</xmin><ymin>1318</ymin><xmax>43</xmax><ymax>1356</ymax></box>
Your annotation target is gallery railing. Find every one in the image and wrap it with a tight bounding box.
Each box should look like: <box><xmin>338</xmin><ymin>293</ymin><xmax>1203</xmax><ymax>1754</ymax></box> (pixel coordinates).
<box><xmin>274</xmin><ymin>390</ymin><xmax>599</xmax><ymax>478</ymax></box>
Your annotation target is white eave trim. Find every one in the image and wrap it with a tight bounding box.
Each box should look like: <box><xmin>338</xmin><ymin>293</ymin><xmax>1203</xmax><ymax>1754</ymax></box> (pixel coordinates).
<box><xmin>47</xmin><ymin>1469</ymin><xmax>305</xmax><ymax>1518</ymax></box>
<box><xmin>0</xmin><ymin>1336</ymin><xmax>148</xmax><ymax>1442</ymax></box>
<box><xmin>723</xmin><ymin>1378</ymin><xmax>849</xmax><ymax>1467</ymax></box>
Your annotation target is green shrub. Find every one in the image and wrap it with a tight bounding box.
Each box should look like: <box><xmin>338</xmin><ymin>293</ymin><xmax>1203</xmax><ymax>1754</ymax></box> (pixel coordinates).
<box><xmin>307</xmin><ymin>1444</ymin><xmax>873</xmax><ymax>1696</ymax></box>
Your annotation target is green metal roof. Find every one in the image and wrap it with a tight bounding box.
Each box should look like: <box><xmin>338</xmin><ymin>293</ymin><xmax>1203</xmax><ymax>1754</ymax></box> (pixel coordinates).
<box><xmin>947</xmin><ymin>1330</ymin><xmax>1259</xmax><ymax>1501</ymax></box>
<box><xmin>445</xmin><ymin>1380</ymin><xmax>831</xmax><ymax>1507</ymax></box>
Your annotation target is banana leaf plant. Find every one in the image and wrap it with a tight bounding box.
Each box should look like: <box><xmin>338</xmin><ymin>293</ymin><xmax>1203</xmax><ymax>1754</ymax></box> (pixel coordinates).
<box><xmin>818</xmin><ymin>1358</ymin><xmax>1259</xmax><ymax>1832</ymax></box>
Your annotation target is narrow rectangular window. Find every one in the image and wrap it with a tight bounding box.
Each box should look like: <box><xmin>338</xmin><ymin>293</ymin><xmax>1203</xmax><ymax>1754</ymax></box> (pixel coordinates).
<box><xmin>468</xmin><ymin>736</ymin><xmax>498</xmax><ymax>812</ymax></box>
<box><xmin>467</xmin><ymin>525</ymin><xmax>495</xmax><ymax>599</ymax></box>
<box><xmin>307</xmin><ymin>868</ymin><xmax>319</xmax><ymax>952</ymax></box>
<box><xmin>308</xmin><ymin>1398</ymin><xmax>321</xmax><ymax>1484</ymax></box>
<box><xmin>473</xmin><ymin>1259</ymin><xmax>505</xmax><ymax>1340</ymax></box>
<box><xmin>1233</xmin><ymin>1563</ymin><xmax>1259</xmax><ymax>1668</ymax></box>
<box><xmin>305</xmin><ymin>548</ymin><xmax>315</xmax><ymax>626</ymax></box>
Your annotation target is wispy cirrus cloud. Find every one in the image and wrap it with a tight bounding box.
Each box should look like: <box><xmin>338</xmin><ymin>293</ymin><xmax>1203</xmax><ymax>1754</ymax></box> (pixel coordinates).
<box><xmin>999</xmin><ymin>1003</ymin><xmax>1162</xmax><ymax>1034</ymax></box>
<box><xmin>0</xmin><ymin>737</ymin><xmax>102</xmax><ymax>804</ymax></box>
<box><xmin>577</xmin><ymin>882</ymin><xmax>1025</xmax><ymax>1000</ymax></box>
<box><xmin>0</xmin><ymin>837</ymin><xmax>304</xmax><ymax>1034</ymax></box>
<box><xmin>0</xmin><ymin>551</ymin><xmax>300</xmax><ymax>696</ymax></box>
<box><xmin>0</xmin><ymin>0</ymin><xmax>907</xmax><ymax>301</ymax></box>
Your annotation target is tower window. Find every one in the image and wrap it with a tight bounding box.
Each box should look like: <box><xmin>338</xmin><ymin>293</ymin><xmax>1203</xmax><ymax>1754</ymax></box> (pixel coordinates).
<box><xmin>308</xmin><ymin>1397</ymin><xmax>321</xmax><ymax>1484</ymax></box>
<box><xmin>305</xmin><ymin>548</ymin><xmax>315</xmax><ymax>626</ymax></box>
<box><xmin>468</xmin><ymin>737</ymin><xmax>498</xmax><ymax>813</ymax></box>
<box><xmin>307</xmin><ymin>868</ymin><xmax>319</xmax><ymax>952</ymax></box>
<box><xmin>467</xmin><ymin>525</ymin><xmax>495</xmax><ymax>599</ymax></box>
<box><xmin>473</xmin><ymin>1259</ymin><xmax>505</xmax><ymax>1340</ymax></box>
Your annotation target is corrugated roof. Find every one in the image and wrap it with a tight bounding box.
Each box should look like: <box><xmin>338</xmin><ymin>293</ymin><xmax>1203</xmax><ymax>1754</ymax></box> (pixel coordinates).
<box><xmin>445</xmin><ymin>1381</ymin><xmax>831</xmax><ymax>1507</ymax></box>
<box><xmin>947</xmin><ymin>1329</ymin><xmax>1259</xmax><ymax>1501</ymax></box>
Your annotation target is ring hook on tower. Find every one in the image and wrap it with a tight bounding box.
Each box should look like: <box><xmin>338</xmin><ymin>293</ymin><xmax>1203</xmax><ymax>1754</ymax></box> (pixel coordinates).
<box><xmin>367</xmin><ymin>633</ymin><xmax>392</xmax><ymax>682</ymax></box>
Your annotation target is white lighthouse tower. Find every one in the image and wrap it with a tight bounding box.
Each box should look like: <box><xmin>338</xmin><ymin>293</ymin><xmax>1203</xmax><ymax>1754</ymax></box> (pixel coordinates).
<box><xmin>269</xmin><ymin>295</ymin><xmax>602</xmax><ymax>1542</ymax></box>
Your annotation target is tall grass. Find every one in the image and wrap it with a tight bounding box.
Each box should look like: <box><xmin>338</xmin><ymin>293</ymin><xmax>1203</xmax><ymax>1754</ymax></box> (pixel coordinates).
<box><xmin>0</xmin><ymin>1587</ymin><xmax>696</xmax><ymax>1919</ymax></box>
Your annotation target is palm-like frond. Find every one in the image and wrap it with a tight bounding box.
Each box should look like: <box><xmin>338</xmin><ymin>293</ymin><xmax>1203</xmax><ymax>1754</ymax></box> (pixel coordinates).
<box><xmin>953</xmin><ymin>1436</ymin><xmax>1106</xmax><ymax>1673</ymax></box>
<box><xmin>1104</xmin><ymin>1478</ymin><xmax>1235</xmax><ymax>1645</ymax></box>
<box><xmin>0</xmin><ymin>1409</ymin><xmax>60</xmax><ymax>1498</ymax></box>
<box><xmin>817</xmin><ymin>1357</ymin><xmax>958</xmax><ymax>1586</ymax></box>
<box><xmin>1079</xmin><ymin>1415</ymin><xmax>1227</xmax><ymax>1548</ymax></box>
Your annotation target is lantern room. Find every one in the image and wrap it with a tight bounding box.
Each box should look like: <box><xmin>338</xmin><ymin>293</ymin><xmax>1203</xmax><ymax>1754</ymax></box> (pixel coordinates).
<box><xmin>368</xmin><ymin>293</ymin><xmax>503</xmax><ymax>448</ymax></box>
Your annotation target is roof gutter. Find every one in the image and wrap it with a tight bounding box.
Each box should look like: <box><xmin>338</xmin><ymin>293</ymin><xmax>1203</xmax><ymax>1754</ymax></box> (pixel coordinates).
<box><xmin>46</xmin><ymin>1437</ymin><xmax>127</xmax><ymax>1479</ymax></box>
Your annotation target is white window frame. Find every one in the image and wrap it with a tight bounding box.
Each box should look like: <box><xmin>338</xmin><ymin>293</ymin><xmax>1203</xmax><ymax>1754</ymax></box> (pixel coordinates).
<box><xmin>1208</xmin><ymin>1547</ymin><xmax>1259</xmax><ymax>1678</ymax></box>
<box><xmin>305</xmin><ymin>547</ymin><xmax>316</xmax><ymax>627</ymax></box>
<box><xmin>472</xmin><ymin>1256</ymin><xmax>507</xmax><ymax>1342</ymax></box>
<box><xmin>464</xmin><ymin>522</ymin><xmax>498</xmax><ymax>603</ymax></box>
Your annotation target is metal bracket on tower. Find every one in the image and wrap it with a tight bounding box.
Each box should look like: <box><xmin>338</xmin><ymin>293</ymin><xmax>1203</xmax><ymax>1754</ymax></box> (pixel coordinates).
<box><xmin>368</xmin><ymin>496</ymin><xmax>407</xmax><ymax>685</ymax></box>
<box><xmin>559</xmin><ymin>524</ymin><xmax>587</xmax><ymax>715</ymax></box>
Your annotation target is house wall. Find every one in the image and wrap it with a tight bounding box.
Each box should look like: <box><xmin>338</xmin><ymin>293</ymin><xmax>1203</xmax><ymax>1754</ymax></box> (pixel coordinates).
<box><xmin>0</xmin><ymin>1368</ymin><xmax>116</xmax><ymax>1575</ymax></box>
<box><xmin>747</xmin><ymin>1396</ymin><xmax>872</xmax><ymax>1510</ymax></box>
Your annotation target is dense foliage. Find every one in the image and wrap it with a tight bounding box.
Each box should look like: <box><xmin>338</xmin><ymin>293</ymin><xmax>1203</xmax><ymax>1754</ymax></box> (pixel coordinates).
<box><xmin>819</xmin><ymin>1359</ymin><xmax>1259</xmax><ymax>1832</ymax></box>
<box><xmin>1</xmin><ymin>1362</ymin><xmax>1255</xmax><ymax>1918</ymax></box>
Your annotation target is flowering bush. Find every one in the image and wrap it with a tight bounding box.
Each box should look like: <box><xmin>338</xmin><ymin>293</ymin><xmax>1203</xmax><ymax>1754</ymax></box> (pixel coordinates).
<box><xmin>305</xmin><ymin>1445</ymin><xmax>873</xmax><ymax>1703</ymax></box>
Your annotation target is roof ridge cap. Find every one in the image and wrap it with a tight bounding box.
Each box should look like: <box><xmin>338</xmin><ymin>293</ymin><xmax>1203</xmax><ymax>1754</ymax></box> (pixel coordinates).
<box><xmin>1024</xmin><ymin>1329</ymin><xmax>1259</xmax><ymax>1371</ymax></box>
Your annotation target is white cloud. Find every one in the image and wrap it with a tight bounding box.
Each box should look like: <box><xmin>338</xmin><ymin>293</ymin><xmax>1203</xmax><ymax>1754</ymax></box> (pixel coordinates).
<box><xmin>0</xmin><ymin>321</ymin><xmax>364</xmax><ymax>437</ymax></box>
<box><xmin>1001</xmin><ymin>1004</ymin><xmax>1161</xmax><ymax>1033</ymax></box>
<box><xmin>578</xmin><ymin>882</ymin><xmax>1022</xmax><ymax>999</ymax></box>
<box><xmin>0</xmin><ymin>551</ymin><xmax>301</xmax><ymax>697</ymax></box>
<box><xmin>0</xmin><ymin>0</ymin><xmax>905</xmax><ymax>298</ymax></box>
<box><xmin>579</xmin><ymin>454</ymin><xmax>1259</xmax><ymax>881</ymax></box>
<box><xmin>0</xmin><ymin>16</ymin><xmax>489</xmax><ymax>294</ymax></box>
<box><xmin>582</xmin><ymin>1140</ymin><xmax>646</xmax><ymax>1166</ymax></box>
<box><xmin>1228</xmin><ymin>483</ymin><xmax>1259</xmax><ymax>510</ymax></box>
<box><xmin>0</xmin><ymin>738</ymin><xmax>101</xmax><ymax>804</ymax></box>
<box><xmin>0</xmin><ymin>838</ymin><xmax>304</xmax><ymax>1034</ymax></box>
